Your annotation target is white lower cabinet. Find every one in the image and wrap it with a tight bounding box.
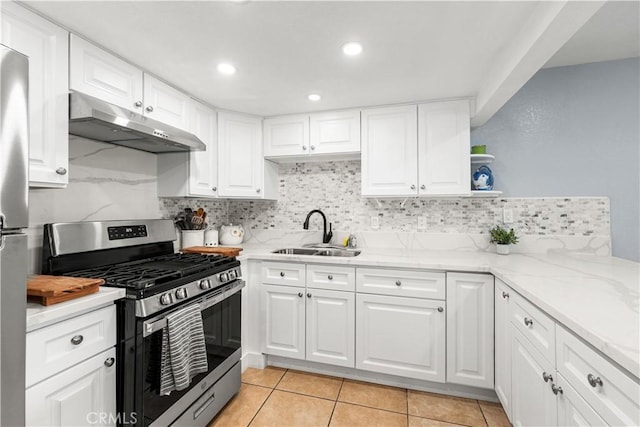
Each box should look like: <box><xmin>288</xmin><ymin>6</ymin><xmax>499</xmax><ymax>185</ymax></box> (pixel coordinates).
<box><xmin>556</xmin><ymin>375</ymin><xmax>607</xmax><ymax>426</ymax></box>
<box><xmin>26</xmin><ymin>347</ymin><xmax>116</xmax><ymax>427</ymax></box>
<box><xmin>494</xmin><ymin>279</ymin><xmax>513</xmax><ymax>420</ymax></box>
<box><xmin>306</xmin><ymin>288</ymin><xmax>355</xmax><ymax>367</ymax></box>
<box><xmin>511</xmin><ymin>327</ymin><xmax>558</xmax><ymax>427</ymax></box>
<box><xmin>261</xmin><ymin>284</ymin><xmax>306</xmax><ymax>360</ymax></box>
<box><xmin>261</xmin><ymin>284</ymin><xmax>355</xmax><ymax>367</ymax></box>
<box><xmin>446</xmin><ymin>273</ymin><xmax>494</xmax><ymax>389</ymax></box>
<box><xmin>356</xmin><ymin>293</ymin><xmax>445</xmax><ymax>382</ymax></box>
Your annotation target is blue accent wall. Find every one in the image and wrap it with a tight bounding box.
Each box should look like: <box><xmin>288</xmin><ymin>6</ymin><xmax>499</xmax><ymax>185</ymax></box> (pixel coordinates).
<box><xmin>472</xmin><ymin>58</ymin><xmax>640</xmax><ymax>261</ymax></box>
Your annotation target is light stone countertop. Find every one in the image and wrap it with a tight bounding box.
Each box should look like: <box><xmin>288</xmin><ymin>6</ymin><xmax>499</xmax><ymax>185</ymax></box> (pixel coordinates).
<box><xmin>26</xmin><ymin>287</ymin><xmax>126</xmax><ymax>332</ymax></box>
<box><xmin>237</xmin><ymin>245</ymin><xmax>640</xmax><ymax>379</ymax></box>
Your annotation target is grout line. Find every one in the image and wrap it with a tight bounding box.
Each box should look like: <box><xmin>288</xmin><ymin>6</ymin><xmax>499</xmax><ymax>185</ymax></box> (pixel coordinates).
<box><xmin>327</xmin><ymin>378</ymin><xmax>345</xmax><ymax>426</ymax></box>
<box><xmin>245</xmin><ymin>368</ymin><xmax>288</xmax><ymax>427</ymax></box>
<box><xmin>477</xmin><ymin>399</ymin><xmax>490</xmax><ymax>427</ymax></box>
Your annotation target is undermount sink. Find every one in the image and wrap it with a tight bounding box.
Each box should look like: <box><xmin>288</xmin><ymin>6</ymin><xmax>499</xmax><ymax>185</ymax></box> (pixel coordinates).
<box><xmin>272</xmin><ymin>247</ymin><xmax>361</xmax><ymax>257</ymax></box>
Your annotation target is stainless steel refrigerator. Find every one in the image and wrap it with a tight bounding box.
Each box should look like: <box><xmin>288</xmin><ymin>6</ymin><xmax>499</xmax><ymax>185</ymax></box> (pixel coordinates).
<box><xmin>0</xmin><ymin>43</ymin><xmax>28</xmax><ymax>427</ymax></box>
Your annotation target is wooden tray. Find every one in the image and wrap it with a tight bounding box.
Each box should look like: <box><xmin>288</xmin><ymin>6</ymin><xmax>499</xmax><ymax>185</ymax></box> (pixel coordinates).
<box><xmin>181</xmin><ymin>246</ymin><xmax>243</xmax><ymax>257</ymax></box>
<box><xmin>27</xmin><ymin>275</ymin><xmax>104</xmax><ymax>306</ymax></box>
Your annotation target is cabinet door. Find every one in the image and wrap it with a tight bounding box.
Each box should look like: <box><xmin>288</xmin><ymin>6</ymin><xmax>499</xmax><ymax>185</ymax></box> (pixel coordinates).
<box><xmin>26</xmin><ymin>348</ymin><xmax>116</xmax><ymax>427</ymax></box>
<box><xmin>143</xmin><ymin>74</ymin><xmax>191</xmax><ymax>131</ymax></box>
<box><xmin>361</xmin><ymin>105</ymin><xmax>418</xmax><ymax>196</ymax></box>
<box><xmin>69</xmin><ymin>34</ymin><xmax>144</xmax><ymax>114</ymax></box>
<box><xmin>309</xmin><ymin>110</ymin><xmax>360</xmax><ymax>155</ymax></box>
<box><xmin>261</xmin><ymin>284</ymin><xmax>305</xmax><ymax>360</ymax></box>
<box><xmin>511</xmin><ymin>327</ymin><xmax>557</xmax><ymax>427</ymax></box>
<box><xmin>418</xmin><ymin>100</ymin><xmax>470</xmax><ymax>196</ymax></box>
<box><xmin>263</xmin><ymin>115</ymin><xmax>309</xmax><ymax>157</ymax></box>
<box><xmin>556</xmin><ymin>375</ymin><xmax>607</xmax><ymax>427</ymax></box>
<box><xmin>218</xmin><ymin>112</ymin><xmax>264</xmax><ymax>198</ymax></box>
<box><xmin>356</xmin><ymin>293</ymin><xmax>445</xmax><ymax>382</ymax></box>
<box><xmin>446</xmin><ymin>273</ymin><xmax>494</xmax><ymax>389</ymax></box>
<box><xmin>1</xmin><ymin>2</ymin><xmax>69</xmax><ymax>188</ymax></box>
<box><xmin>188</xmin><ymin>100</ymin><xmax>218</xmax><ymax>197</ymax></box>
<box><xmin>306</xmin><ymin>289</ymin><xmax>355</xmax><ymax>368</ymax></box>
<box><xmin>494</xmin><ymin>279</ymin><xmax>513</xmax><ymax>421</ymax></box>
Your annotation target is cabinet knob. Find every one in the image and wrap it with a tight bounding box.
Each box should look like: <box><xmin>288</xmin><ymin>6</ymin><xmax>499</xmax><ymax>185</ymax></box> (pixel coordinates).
<box><xmin>542</xmin><ymin>372</ymin><xmax>553</xmax><ymax>383</ymax></box>
<box><xmin>502</xmin><ymin>291</ymin><xmax>510</xmax><ymax>299</ymax></box>
<box><xmin>587</xmin><ymin>374</ymin><xmax>603</xmax><ymax>388</ymax></box>
<box><xmin>524</xmin><ymin>317</ymin><xmax>533</xmax><ymax>327</ymax></box>
<box><xmin>104</xmin><ymin>357</ymin><xmax>115</xmax><ymax>367</ymax></box>
<box><xmin>395</xmin><ymin>280</ymin><xmax>401</xmax><ymax>286</ymax></box>
<box><xmin>298</xmin><ymin>292</ymin><xmax>303</xmax><ymax>298</ymax></box>
<box><xmin>410</xmin><ymin>184</ymin><xmax>416</xmax><ymax>190</ymax></box>
<box><xmin>134</xmin><ymin>101</ymin><xmax>143</xmax><ymax>108</ymax></box>
<box><xmin>310</xmin><ymin>145</ymin><xmax>316</xmax><ymax>151</ymax></box>
<box><xmin>551</xmin><ymin>384</ymin><xmax>563</xmax><ymax>395</ymax></box>
<box><xmin>146</xmin><ymin>105</ymin><xmax>154</xmax><ymax>112</ymax></box>
<box><xmin>420</xmin><ymin>185</ymin><xmax>426</xmax><ymax>190</ymax></box>
<box><xmin>302</xmin><ymin>146</ymin><xmax>307</xmax><ymax>151</ymax></box>
<box><xmin>70</xmin><ymin>335</ymin><xmax>84</xmax><ymax>345</ymax></box>
<box><xmin>56</xmin><ymin>167</ymin><xmax>67</xmax><ymax>176</ymax></box>
<box><xmin>306</xmin><ymin>293</ymin><xmax>311</xmax><ymax>298</ymax></box>
<box><xmin>327</xmin><ymin>275</ymin><xmax>333</xmax><ymax>280</ymax></box>
<box><xmin>437</xmin><ymin>307</ymin><xmax>444</xmax><ymax>313</ymax></box>
<box><xmin>256</xmin><ymin>188</ymin><xmax>261</xmax><ymax>193</ymax></box>
<box><xmin>279</xmin><ymin>272</ymin><xmax>285</xmax><ymax>277</ymax></box>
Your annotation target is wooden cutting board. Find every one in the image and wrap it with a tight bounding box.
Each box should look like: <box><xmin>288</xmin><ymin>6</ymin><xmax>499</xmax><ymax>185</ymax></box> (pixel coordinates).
<box><xmin>27</xmin><ymin>275</ymin><xmax>104</xmax><ymax>306</ymax></box>
<box><xmin>182</xmin><ymin>246</ymin><xmax>243</xmax><ymax>257</ymax></box>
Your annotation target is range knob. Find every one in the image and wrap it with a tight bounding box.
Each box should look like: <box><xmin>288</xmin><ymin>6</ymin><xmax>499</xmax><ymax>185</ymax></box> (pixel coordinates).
<box><xmin>175</xmin><ymin>288</ymin><xmax>188</xmax><ymax>300</ymax></box>
<box><xmin>228</xmin><ymin>270</ymin><xmax>237</xmax><ymax>279</ymax></box>
<box><xmin>199</xmin><ymin>279</ymin><xmax>211</xmax><ymax>290</ymax></box>
<box><xmin>160</xmin><ymin>293</ymin><xmax>173</xmax><ymax>305</ymax></box>
<box><xmin>219</xmin><ymin>272</ymin><xmax>229</xmax><ymax>282</ymax></box>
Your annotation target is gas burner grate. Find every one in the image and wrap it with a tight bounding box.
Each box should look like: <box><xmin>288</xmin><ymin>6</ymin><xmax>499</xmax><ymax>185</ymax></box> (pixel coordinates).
<box><xmin>64</xmin><ymin>253</ymin><xmax>235</xmax><ymax>289</ymax></box>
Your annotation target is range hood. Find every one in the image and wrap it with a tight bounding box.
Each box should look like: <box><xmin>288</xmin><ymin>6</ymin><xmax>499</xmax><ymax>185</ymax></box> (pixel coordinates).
<box><xmin>69</xmin><ymin>93</ymin><xmax>205</xmax><ymax>153</ymax></box>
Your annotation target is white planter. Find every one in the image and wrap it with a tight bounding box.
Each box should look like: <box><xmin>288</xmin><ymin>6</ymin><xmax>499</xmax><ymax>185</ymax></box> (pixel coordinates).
<box><xmin>496</xmin><ymin>244</ymin><xmax>511</xmax><ymax>255</ymax></box>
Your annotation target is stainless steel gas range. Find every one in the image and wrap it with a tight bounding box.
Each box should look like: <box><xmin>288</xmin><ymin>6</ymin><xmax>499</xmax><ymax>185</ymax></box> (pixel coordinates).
<box><xmin>41</xmin><ymin>219</ymin><xmax>242</xmax><ymax>426</ymax></box>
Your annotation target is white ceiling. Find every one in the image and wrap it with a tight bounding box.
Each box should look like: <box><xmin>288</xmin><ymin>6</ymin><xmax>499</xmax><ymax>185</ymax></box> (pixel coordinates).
<box><xmin>21</xmin><ymin>1</ymin><xmax>640</xmax><ymax>119</ymax></box>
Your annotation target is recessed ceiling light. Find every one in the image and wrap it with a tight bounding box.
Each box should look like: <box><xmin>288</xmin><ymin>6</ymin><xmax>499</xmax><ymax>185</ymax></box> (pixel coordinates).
<box><xmin>308</xmin><ymin>94</ymin><xmax>322</xmax><ymax>102</ymax></box>
<box><xmin>342</xmin><ymin>42</ymin><xmax>363</xmax><ymax>56</ymax></box>
<box><xmin>217</xmin><ymin>63</ymin><xmax>236</xmax><ymax>75</ymax></box>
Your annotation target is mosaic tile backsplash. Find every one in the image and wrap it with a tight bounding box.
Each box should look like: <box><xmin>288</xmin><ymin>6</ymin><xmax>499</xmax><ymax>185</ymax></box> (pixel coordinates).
<box><xmin>159</xmin><ymin>160</ymin><xmax>610</xmax><ymax>252</ymax></box>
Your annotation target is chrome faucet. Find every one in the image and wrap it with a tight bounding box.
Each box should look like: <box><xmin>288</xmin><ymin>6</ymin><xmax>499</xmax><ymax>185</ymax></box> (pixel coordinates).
<box><xmin>303</xmin><ymin>209</ymin><xmax>333</xmax><ymax>244</ymax></box>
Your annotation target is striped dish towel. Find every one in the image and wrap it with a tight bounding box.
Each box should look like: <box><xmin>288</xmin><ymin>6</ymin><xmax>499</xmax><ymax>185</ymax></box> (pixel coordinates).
<box><xmin>159</xmin><ymin>304</ymin><xmax>209</xmax><ymax>395</ymax></box>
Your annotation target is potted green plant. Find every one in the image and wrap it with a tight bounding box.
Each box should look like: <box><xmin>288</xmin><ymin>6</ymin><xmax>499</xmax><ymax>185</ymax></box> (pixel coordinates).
<box><xmin>489</xmin><ymin>225</ymin><xmax>519</xmax><ymax>255</ymax></box>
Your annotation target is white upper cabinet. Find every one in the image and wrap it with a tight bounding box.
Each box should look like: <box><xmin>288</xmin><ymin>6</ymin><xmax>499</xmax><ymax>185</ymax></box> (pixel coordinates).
<box><xmin>264</xmin><ymin>110</ymin><xmax>360</xmax><ymax>161</ymax></box>
<box><xmin>309</xmin><ymin>110</ymin><xmax>360</xmax><ymax>155</ymax></box>
<box><xmin>142</xmin><ymin>74</ymin><xmax>191</xmax><ymax>131</ymax></box>
<box><xmin>157</xmin><ymin>99</ymin><xmax>217</xmax><ymax>198</ymax></box>
<box><xmin>361</xmin><ymin>101</ymin><xmax>471</xmax><ymax>197</ymax></box>
<box><xmin>69</xmin><ymin>34</ymin><xmax>144</xmax><ymax>113</ymax></box>
<box><xmin>263</xmin><ymin>115</ymin><xmax>309</xmax><ymax>157</ymax></box>
<box><xmin>70</xmin><ymin>35</ymin><xmax>191</xmax><ymax>131</ymax></box>
<box><xmin>1</xmin><ymin>2</ymin><xmax>69</xmax><ymax>188</ymax></box>
<box><xmin>361</xmin><ymin>105</ymin><xmax>418</xmax><ymax>196</ymax></box>
<box><xmin>418</xmin><ymin>100</ymin><xmax>470</xmax><ymax>196</ymax></box>
<box><xmin>218</xmin><ymin>112</ymin><xmax>277</xmax><ymax>199</ymax></box>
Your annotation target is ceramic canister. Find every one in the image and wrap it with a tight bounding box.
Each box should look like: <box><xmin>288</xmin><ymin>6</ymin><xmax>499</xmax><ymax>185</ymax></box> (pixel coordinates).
<box><xmin>181</xmin><ymin>229</ymin><xmax>204</xmax><ymax>249</ymax></box>
<box><xmin>204</xmin><ymin>229</ymin><xmax>219</xmax><ymax>247</ymax></box>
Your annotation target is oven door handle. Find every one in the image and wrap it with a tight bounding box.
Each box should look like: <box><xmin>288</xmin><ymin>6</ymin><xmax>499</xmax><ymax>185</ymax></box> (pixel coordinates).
<box><xmin>143</xmin><ymin>279</ymin><xmax>245</xmax><ymax>337</ymax></box>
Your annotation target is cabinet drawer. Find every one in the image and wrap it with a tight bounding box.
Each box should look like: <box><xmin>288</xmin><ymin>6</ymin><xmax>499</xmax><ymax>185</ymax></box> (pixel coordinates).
<box><xmin>556</xmin><ymin>326</ymin><xmax>640</xmax><ymax>426</ymax></box>
<box><xmin>307</xmin><ymin>264</ymin><xmax>355</xmax><ymax>291</ymax></box>
<box><xmin>510</xmin><ymin>291</ymin><xmax>555</xmax><ymax>364</ymax></box>
<box><xmin>261</xmin><ymin>262</ymin><xmax>305</xmax><ymax>287</ymax></box>
<box><xmin>26</xmin><ymin>305</ymin><xmax>116</xmax><ymax>387</ymax></box>
<box><xmin>356</xmin><ymin>268</ymin><xmax>445</xmax><ymax>299</ymax></box>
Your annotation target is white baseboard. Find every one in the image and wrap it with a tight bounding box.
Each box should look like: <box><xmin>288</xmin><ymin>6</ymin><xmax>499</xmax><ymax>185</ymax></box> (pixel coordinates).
<box><xmin>266</xmin><ymin>355</ymin><xmax>499</xmax><ymax>402</ymax></box>
<box><xmin>241</xmin><ymin>351</ymin><xmax>266</xmax><ymax>372</ymax></box>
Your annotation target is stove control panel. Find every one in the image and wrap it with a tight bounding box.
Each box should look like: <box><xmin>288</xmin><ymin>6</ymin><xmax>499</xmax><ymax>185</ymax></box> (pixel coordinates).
<box><xmin>107</xmin><ymin>225</ymin><xmax>148</xmax><ymax>240</ymax></box>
